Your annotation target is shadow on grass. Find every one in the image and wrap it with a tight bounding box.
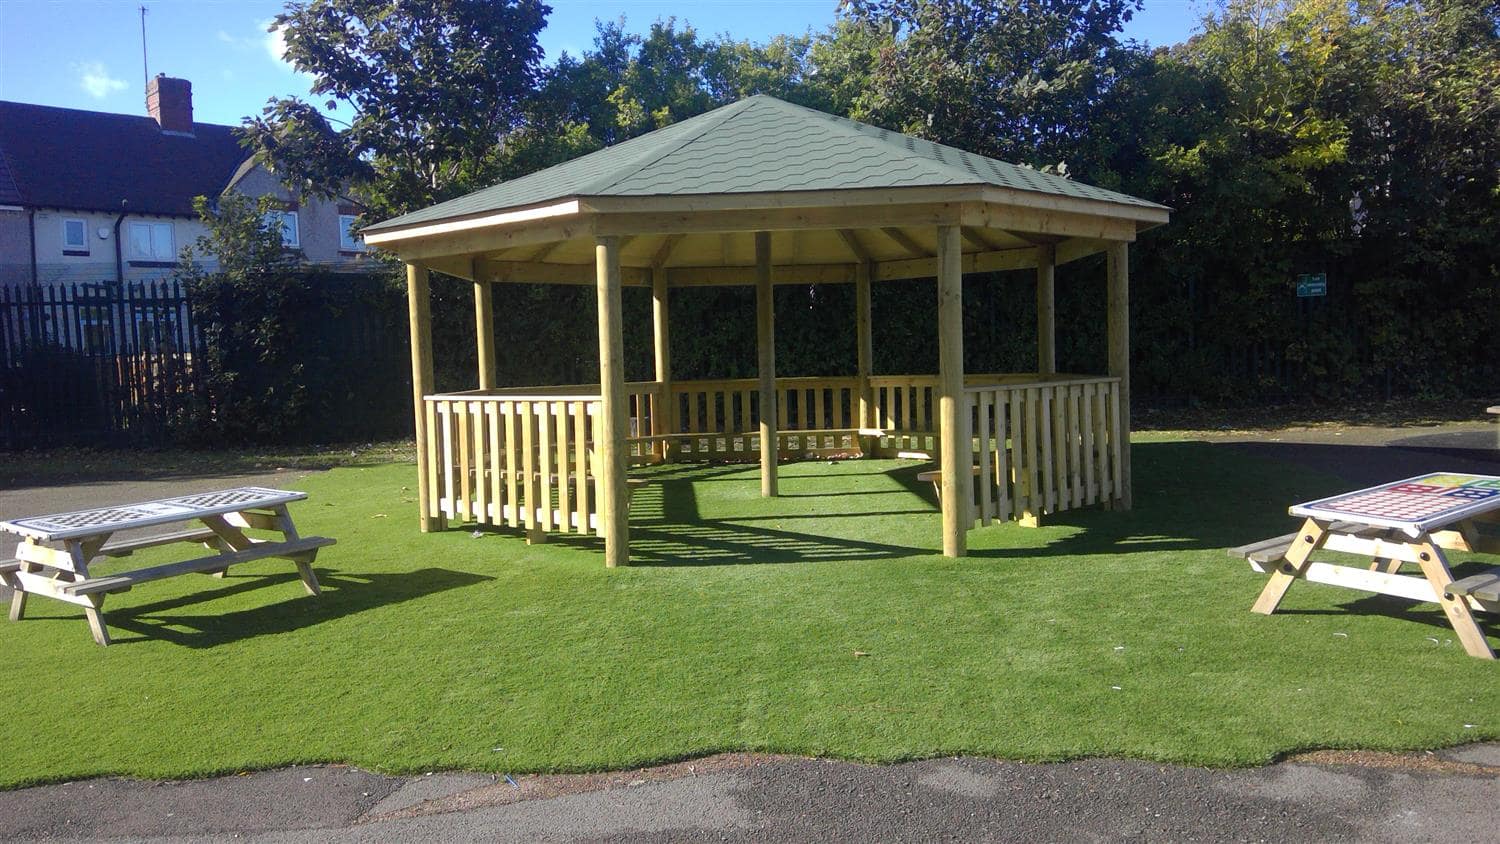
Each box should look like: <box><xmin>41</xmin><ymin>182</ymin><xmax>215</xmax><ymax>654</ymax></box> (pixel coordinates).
<box><xmin>80</xmin><ymin>567</ymin><xmax>494</xmax><ymax>648</ymax></box>
<box><xmin>1279</xmin><ymin>589</ymin><xmax>1500</xmax><ymax>637</ymax></box>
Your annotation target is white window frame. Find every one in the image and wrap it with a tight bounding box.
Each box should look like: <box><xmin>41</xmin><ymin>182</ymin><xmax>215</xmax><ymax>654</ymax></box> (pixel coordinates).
<box><xmin>338</xmin><ymin>214</ymin><xmax>364</xmax><ymax>251</ymax></box>
<box><xmin>264</xmin><ymin>210</ymin><xmax>300</xmax><ymax>248</ymax></box>
<box><xmin>128</xmin><ymin>221</ymin><xmax>176</xmax><ymax>261</ymax></box>
<box><xmin>62</xmin><ymin>217</ymin><xmax>88</xmax><ymax>251</ymax></box>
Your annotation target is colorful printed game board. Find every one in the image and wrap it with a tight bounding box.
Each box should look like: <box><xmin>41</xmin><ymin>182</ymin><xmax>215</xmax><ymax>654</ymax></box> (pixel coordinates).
<box><xmin>1291</xmin><ymin>472</ymin><xmax>1500</xmax><ymax>535</ymax></box>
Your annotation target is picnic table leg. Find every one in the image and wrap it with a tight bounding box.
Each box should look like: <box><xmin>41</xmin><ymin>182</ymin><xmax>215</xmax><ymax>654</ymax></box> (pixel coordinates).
<box><xmin>1413</xmin><ymin>538</ymin><xmax>1494</xmax><ymax>660</ymax></box>
<box><xmin>82</xmin><ymin>594</ymin><xmax>111</xmax><ymax>646</ymax></box>
<box><xmin>271</xmin><ymin>505</ymin><xmax>321</xmax><ymax>597</ymax></box>
<box><xmin>9</xmin><ymin>576</ymin><xmax>27</xmax><ymax>621</ymax></box>
<box><xmin>1252</xmin><ymin>518</ymin><xmax>1327</xmax><ymax>615</ymax></box>
<box><xmin>1367</xmin><ymin>529</ymin><xmax>1400</xmax><ymax>574</ymax></box>
<box><xmin>67</xmin><ymin>539</ymin><xmax>112</xmax><ymax>646</ymax></box>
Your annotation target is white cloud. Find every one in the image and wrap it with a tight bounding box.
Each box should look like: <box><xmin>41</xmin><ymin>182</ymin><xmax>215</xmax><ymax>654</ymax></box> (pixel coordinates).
<box><xmin>264</xmin><ymin>21</ymin><xmax>295</xmax><ymax>70</ymax></box>
<box><xmin>74</xmin><ymin>62</ymin><xmax>128</xmax><ymax>98</ymax></box>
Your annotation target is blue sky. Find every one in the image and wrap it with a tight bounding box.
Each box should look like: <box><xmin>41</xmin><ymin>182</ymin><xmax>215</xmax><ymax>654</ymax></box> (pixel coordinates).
<box><xmin>0</xmin><ymin>1</ymin><xmax>1207</xmax><ymax>127</ymax></box>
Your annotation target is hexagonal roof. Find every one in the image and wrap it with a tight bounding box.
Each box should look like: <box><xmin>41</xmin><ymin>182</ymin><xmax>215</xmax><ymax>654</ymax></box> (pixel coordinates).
<box><xmin>364</xmin><ymin>94</ymin><xmax>1165</xmax><ymax>236</ymax></box>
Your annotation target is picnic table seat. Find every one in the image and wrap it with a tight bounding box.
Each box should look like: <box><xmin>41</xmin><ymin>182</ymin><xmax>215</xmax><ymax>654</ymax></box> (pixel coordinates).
<box><xmin>1445</xmin><ymin>569</ymin><xmax>1500</xmax><ymax>603</ymax></box>
<box><xmin>60</xmin><ymin>535</ymin><xmax>336</xmax><ymax>597</ymax></box>
<box><xmin>1228</xmin><ymin>522</ymin><xmax>1384</xmax><ymax>573</ymax></box>
<box><xmin>915</xmin><ymin>465</ymin><xmax>982</xmax><ymax>486</ymax></box>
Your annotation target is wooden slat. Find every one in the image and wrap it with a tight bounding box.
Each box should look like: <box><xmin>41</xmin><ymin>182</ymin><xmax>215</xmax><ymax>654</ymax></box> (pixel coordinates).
<box><xmin>456</xmin><ymin>401</ymin><xmax>468</xmax><ymax>521</ymax></box>
<box><xmin>556</xmin><ymin>401</ymin><xmax>571</xmax><ymax>533</ymax></box>
<box><xmin>1108</xmin><ymin>382</ymin><xmax>1123</xmax><ymax>501</ymax></box>
<box><xmin>574</xmin><ymin>401</ymin><xmax>590</xmax><ymax>533</ymax></box>
<box><xmin>1025</xmin><ymin>388</ymin><xmax>1041</xmax><ymax>518</ymax></box>
<box><xmin>424</xmin><ymin>400</ymin><xmax>441</xmax><ymax>518</ymax></box>
<box><xmin>440</xmin><ymin>404</ymin><xmax>456</xmax><ymax>519</ymax></box>
<box><xmin>994</xmin><ymin>392</ymin><xmax>1010</xmax><ymax>521</ymax></box>
<box><xmin>1086</xmin><ymin>383</ymin><xmax>1098</xmax><ymax>500</ymax></box>
<box><xmin>1095</xmin><ymin>387</ymin><xmax>1111</xmax><ymax>504</ymax></box>
<box><xmin>538</xmin><ymin>400</ymin><xmax>553</xmax><ymax>531</ymax></box>
<box><xmin>977</xmin><ymin>391</ymin><xmax>993</xmax><ymax>525</ymax></box>
<box><xmin>487</xmin><ymin>403</ymin><xmax>503</xmax><ymax>522</ymax></box>
<box><xmin>472</xmin><ymin>402</ymin><xmax>487</xmax><ymax>522</ymax></box>
<box><xmin>504</xmin><ymin>403</ymin><xmax>519</xmax><ymax>527</ymax></box>
<box><xmin>591</xmin><ymin>409</ymin><xmax>604</xmax><ymax>533</ymax></box>
<box><xmin>740</xmin><ymin>389</ymin><xmax>752</xmax><ymax>433</ymax></box>
<box><xmin>521</xmin><ymin>401</ymin><xmax>536</xmax><ymax>530</ymax></box>
<box><xmin>1065</xmin><ymin>386</ymin><xmax>1079</xmax><ymax>509</ymax></box>
<box><xmin>1040</xmin><ymin>387</ymin><xmax>1055</xmax><ymax>514</ymax></box>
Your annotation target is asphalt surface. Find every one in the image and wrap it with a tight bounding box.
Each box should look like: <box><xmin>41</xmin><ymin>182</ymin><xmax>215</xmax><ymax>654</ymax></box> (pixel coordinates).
<box><xmin>2</xmin><ymin>747</ymin><xmax>1499</xmax><ymax>842</ymax></box>
<box><xmin>2</xmin><ymin>421</ymin><xmax>1497</xmax><ymax>841</ymax></box>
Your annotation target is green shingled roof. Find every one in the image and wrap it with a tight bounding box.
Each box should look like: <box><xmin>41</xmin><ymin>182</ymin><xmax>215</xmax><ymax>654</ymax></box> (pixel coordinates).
<box><xmin>365</xmin><ymin>95</ymin><xmax>1165</xmax><ymax>234</ymax></box>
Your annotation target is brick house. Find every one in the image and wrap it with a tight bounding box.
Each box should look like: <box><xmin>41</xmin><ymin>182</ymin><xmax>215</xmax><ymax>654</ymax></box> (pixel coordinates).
<box><xmin>0</xmin><ymin>75</ymin><xmax>372</xmax><ymax>289</ymax></box>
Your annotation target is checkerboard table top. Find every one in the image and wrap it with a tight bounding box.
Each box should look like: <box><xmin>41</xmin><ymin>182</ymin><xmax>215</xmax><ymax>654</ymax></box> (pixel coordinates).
<box><xmin>0</xmin><ymin>487</ymin><xmax>307</xmax><ymax>542</ymax></box>
<box><xmin>1291</xmin><ymin>472</ymin><xmax>1500</xmax><ymax>536</ymax></box>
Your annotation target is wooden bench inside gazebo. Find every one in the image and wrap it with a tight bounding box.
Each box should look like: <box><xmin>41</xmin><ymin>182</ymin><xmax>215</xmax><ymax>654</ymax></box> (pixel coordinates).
<box><xmin>362</xmin><ymin>95</ymin><xmax>1170</xmax><ymax>566</ymax></box>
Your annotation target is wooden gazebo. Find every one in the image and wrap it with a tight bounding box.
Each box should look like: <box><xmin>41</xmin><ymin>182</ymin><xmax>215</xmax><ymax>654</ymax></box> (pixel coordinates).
<box><xmin>362</xmin><ymin>95</ymin><xmax>1169</xmax><ymax>567</ymax></box>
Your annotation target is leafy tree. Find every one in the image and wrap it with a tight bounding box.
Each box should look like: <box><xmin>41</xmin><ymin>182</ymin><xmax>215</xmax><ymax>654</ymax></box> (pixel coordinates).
<box><xmin>838</xmin><ymin>0</ymin><xmax>1146</xmax><ymax>174</ymax></box>
<box><xmin>241</xmin><ymin>0</ymin><xmax>550</xmax><ymax>219</ymax></box>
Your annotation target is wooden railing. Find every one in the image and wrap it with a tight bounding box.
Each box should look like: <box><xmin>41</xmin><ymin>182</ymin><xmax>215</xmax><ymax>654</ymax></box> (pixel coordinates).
<box><xmin>425</xmin><ymin>391</ymin><xmax>605</xmax><ymax>536</ymax></box>
<box><xmin>660</xmin><ymin>376</ymin><xmax>865</xmax><ymax>459</ymax></box>
<box><xmin>424</xmin><ymin>373</ymin><xmax>1123</xmax><ymax>531</ymax></box>
<box><xmin>967</xmin><ymin>376</ymin><xmax>1124</xmax><ymax>525</ymax></box>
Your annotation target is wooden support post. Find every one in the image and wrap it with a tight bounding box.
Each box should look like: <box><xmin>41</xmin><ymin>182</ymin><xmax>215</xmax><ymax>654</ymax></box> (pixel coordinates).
<box><xmin>651</xmin><ymin>266</ymin><xmax>672</xmax><ymax>460</ymax></box>
<box><xmin>473</xmin><ymin>259</ymin><xmax>497</xmax><ymax>390</ymax></box>
<box><xmin>756</xmin><ymin>231</ymin><xmax>778</xmax><ymax>496</ymax></box>
<box><xmin>937</xmin><ymin>225</ymin><xmax>969</xmax><ymax>557</ymax></box>
<box><xmin>1036</xmin><ymin>243</ymin><xmax>1056</xmax><ymax>376</ymax></box>
<box><xmin>1106</xmin><ymin>241</ymin><xmax>1132</xmax><ymax>510</ymax></box>
<box><xmin>596</xmin><ymin>236</ymin><xmax>631</xmax><ymax>567</ymax></box>
<box><xmin>407</xmin><ymin>263</ymin><xmax>443</xmax><ymax>532</ymax></box>
<box><xmin>856</xmin><ymin>259</ymin><xmax>873</xmax><ymax>434</ymax></box>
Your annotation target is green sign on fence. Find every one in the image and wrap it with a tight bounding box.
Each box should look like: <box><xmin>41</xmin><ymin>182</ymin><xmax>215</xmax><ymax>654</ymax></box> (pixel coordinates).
<box><xmin>1296</xmin><ymin>273</ymin><xmax>1327</xmax><ymax>298</ymax></box>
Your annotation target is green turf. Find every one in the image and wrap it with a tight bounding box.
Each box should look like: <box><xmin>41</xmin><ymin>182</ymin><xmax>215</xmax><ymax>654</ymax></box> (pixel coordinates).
<box><xmin>3</xmin><ymin>439</ymin><xmax>1496</xmax><ymax>787</ymax></box>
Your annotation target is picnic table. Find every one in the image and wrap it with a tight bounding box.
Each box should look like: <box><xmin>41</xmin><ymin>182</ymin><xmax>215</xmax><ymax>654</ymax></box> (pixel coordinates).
<box><xmin>1231</xmin><ymin>473</ymin><xmax>1500</xmax><ymax>659</ymax></box>
<box><xmin>0</xmin><ymin>487</ymin><xmax>334</xmax><ymax>646</ymax></box>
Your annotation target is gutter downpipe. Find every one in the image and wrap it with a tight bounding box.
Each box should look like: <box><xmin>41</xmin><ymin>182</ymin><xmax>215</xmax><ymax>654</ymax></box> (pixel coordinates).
<box><xmin>113</xmin><ymin>201</ymin><xmax>129</xmax><ymax>286</ymax></box>
<box><xmin>27</xmin><ymin>208</ymin><xmax>37</xmax><ymax>287</ymax></box>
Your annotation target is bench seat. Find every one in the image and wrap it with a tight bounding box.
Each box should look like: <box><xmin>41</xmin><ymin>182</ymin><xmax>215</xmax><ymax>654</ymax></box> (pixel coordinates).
<box><xmin>1446</xmin><ymin>569</ymin><xmax>1500</xmax><ymax>603</ymax></box>
<box><xmin>1229</xmin><ymin>522</ymin><xmax>1381</xmax><ymax>573</ymax></box>
<box><xmin>915</xmin><ymin>466</ymin><xmax>982</xmax><ymax>485</ymax></box>
<box><xmin>98</xmin><ymin>527</ymin><xmax>222</xmax><ymax>558</ymax></box>
<box><xmin>61</xmin><ymin>536</ymin><xmax>335</xmax><ymax>597</ymax></box>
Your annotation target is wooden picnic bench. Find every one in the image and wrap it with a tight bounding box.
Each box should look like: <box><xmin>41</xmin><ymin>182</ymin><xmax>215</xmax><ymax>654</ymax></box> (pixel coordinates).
<box><xmin>1230</xmin><ymin>473</ymin><xmax>1500</xmax><ymax>659</ymax></box>
<box><xmin>1</xmin><ymin>487</ymin><xmax>334</xmax><ymax>646</ymax></box>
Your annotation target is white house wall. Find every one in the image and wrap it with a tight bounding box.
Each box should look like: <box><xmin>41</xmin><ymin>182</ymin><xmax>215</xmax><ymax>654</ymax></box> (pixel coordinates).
<box><xmin>228</xmin><ymin>164</ymin><xmax>371</xmax><ymax>268</ymax></box>
<box><xmin>26</xmin><ymin>209</ymin><xmax>210</xmax><ymax>287</ymax></box>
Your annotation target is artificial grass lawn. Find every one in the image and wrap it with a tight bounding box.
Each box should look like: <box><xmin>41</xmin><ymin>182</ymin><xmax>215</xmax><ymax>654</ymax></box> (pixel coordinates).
<box><xmin>3</xmin><ymin>438</ymin><xmax>1497</xmax><ymax>787</ymax></box>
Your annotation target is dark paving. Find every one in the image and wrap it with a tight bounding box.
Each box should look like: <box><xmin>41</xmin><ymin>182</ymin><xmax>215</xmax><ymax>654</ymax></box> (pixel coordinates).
<box><xmin>1212</xmin><ymin>422</ymin><xmax>1500</xmax><ymax>488</ymax></box>
<box><xmin>2</xmin><ymin>752</ymin><xmax>1498</xmax><ymax>842</ymax></box>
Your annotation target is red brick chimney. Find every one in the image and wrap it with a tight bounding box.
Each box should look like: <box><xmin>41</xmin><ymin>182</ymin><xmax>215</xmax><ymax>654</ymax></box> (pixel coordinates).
<box><xmin>146</xmin><ymin>74</ymin><xmax>193</xmax><ymax>134</ymax></box>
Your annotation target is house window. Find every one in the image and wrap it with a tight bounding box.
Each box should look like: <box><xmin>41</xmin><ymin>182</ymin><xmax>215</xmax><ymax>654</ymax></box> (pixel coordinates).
<box><xmin>264</xmin><ymin>210</ymin><xmax>300</xmax><ymax>248</ymax></box>
<box><xmin>63</xmin><ymin>218</ymin><xmax>88</xmax><ymax>253</ymax></box>
<box><xmin>128</xmin><ymin>221</ymin><xmax>176</xmax><ymax>261</ymax></box>
<box><xmin>338</xmin><ymin>215</ymin><xmax>364</xmax><ymax>251</ymax></box>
